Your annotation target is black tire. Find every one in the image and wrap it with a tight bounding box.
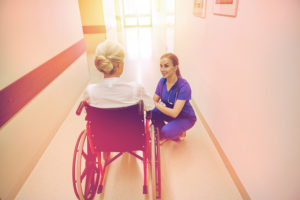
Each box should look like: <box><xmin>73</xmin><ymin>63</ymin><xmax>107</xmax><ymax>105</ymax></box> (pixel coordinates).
<box><xmin>150</xmin><ymin>125</ymin><xmax>161</xmax><ymax>199</ymax></box>
<box><xmin>72</xmin><ymin>130</ymin><xmax>100</xmax><ymax>200</ymax></box>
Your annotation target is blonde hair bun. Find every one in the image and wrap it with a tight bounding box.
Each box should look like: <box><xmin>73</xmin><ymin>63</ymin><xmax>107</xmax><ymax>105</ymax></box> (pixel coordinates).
<box><xmin>95</xmin><ymin>55</ymin><xmax>114</xmax><ymax>74</ymax></box>
<box><xmin>94</xmin><ymin>40</ymin><xmax>125</xmax><ymax>74</ymax></box>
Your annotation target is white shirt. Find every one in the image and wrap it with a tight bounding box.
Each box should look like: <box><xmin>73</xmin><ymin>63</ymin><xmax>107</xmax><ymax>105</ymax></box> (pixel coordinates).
<box><xmin>84</xmin><ymin>77</ymin><xmax>154</xmax><ymax>111</ymax></box>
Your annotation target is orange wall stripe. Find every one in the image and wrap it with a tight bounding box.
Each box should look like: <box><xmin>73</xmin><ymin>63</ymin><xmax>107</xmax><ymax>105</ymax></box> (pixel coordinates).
<box><xmin>82</xmin><ymin>25</ymin><xmax>106</xmax><ymax>34</ymax></box>
<box><xmin>0</xmin><ymin>38</ymin><xmax>86</xmax><ymax>128</ymax></box>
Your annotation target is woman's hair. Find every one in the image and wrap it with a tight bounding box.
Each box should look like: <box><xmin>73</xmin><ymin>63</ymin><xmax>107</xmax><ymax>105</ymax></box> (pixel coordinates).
<box><xmin>94</xmin><ymin>40</ymin><xmax>125</xmax><ymax>74</ymax></box>
<box><xmin>160</xmin><ymin>53</ymin><xmax>182</xmax><ymax>78</ymax></box>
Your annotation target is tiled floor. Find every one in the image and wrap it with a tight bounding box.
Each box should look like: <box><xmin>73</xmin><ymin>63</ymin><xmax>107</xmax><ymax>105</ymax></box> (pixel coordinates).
<box><xmin>16</xmin><ymin>27</ymin><xmax>242</xmax><ymax>200</ymax></box>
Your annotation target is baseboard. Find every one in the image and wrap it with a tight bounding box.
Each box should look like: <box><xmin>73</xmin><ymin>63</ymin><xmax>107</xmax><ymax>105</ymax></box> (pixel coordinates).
<box><xmin>191</xmin><ymin>99</ymin><xmax>251</xmax><ymax>200</ymax></box>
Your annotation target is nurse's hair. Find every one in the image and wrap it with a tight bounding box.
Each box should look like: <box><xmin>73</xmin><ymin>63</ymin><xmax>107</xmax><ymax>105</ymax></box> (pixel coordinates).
<box><xmin>160</xmin><ymin>53</ymin><xmax>182</xmax><ymax>78</ymax></box>
<box><xmin>94</xmin><ymin>40</ymin><xmax>125</xmax><ymax>74</ymax></box>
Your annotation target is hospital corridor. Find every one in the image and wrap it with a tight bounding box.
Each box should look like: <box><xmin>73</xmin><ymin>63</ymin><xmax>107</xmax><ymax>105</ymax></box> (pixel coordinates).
<box><xmin>1</xmin><ymin>0</ymin><xmax>300</xmax><ymax>200</ymax></box>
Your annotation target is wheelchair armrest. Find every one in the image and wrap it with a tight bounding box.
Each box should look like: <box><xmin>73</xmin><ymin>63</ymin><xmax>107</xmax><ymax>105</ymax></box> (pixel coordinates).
<box><xmin>76</xmin><ymin>101</ymin><xmax>87</xmax><ymax>116</ymax></box>
<box><xmin>146</xmin><ymin>111</ymin><xmax>152</xmax><ymax>120</ymax></box>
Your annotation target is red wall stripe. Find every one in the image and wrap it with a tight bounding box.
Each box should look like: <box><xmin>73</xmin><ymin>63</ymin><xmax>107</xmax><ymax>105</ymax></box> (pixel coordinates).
<box><xmin>0</xmin><ymin>38</ymin><xmax>86</xmax><ymax>128</ymax></box>
<box><xmin>82</xmin><ymin>25</ymin><xmax>106</xmax><ymax>34</ymax></box>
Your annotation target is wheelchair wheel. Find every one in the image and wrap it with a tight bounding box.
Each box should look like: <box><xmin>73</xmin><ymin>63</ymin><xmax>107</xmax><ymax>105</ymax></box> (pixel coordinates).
<box><xmin>72</xmin><ymin>130</ymin><xmax>100</xmax><ymax>200</ymax></box>
<box><xmin>150</xmin><ymin>125</ymin><xmax>161</xmax><ymax>199</ymax></box>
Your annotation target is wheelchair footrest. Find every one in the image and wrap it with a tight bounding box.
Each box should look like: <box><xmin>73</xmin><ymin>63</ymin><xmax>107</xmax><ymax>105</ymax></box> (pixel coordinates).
<box><xmin>143</xmin><ymin>185</ymin><xmax>148</xmax><ymax>194</ymax></box>
<box><xmin>97</xmin><ymin>185</ymin><xmax>103</xmax><ymax>194</ymax></box>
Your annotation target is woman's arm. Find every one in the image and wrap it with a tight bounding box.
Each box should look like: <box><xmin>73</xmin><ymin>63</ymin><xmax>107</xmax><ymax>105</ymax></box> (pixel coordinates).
<box><xmin>153</xmin><ymin>93</ymin><xmax>161</xmax><ymax>103</ymax></box>
<box><xmin>138</xmin><ymin>84</ymin><xmax>154</xmax><ymax>110</ymax></box>
<box><xmin>154</xmin><ymin>99</ymin><xmax>186</xmax><ymax>118</ymax></box>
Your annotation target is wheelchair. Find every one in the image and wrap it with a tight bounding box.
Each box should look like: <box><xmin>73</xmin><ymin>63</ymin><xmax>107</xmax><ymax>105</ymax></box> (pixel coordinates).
<box><xmin>72</xmin><ymin>100</ymin><xmax>161</xmax><ymax>200</ymax></box>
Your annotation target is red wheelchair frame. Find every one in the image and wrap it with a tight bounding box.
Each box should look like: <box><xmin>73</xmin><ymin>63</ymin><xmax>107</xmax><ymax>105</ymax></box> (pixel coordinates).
<box><xmin>72</xmin><ymin>101</ymin><xmax>161</xmax><ymax>200</ymax></box>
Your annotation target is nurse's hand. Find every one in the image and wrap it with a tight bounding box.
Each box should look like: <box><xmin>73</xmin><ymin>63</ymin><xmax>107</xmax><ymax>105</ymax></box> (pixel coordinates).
<box><xmin>155</xmin><ymin>99</ymin><xmax>186</xmax><ymax>118</ymax></box>
<box><xmin>157</xmin><ymin>101</ymin><xmax>166</xmax><ymax>107</ymax></box>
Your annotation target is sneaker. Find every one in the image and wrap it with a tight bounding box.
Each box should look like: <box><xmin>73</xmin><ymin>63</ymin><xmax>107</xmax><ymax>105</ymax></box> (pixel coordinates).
<box><xmin>159</xmin><ymin>138</ymin><xmax>168</xmax><ymax>145</ymax></box>
<box><xmin>159</xmin><ymin>133</ymin><xmax>165</xmax><ymax>141</ymax></box>
<box><xmin>159</xmin><ymin>133</ymin><xmax>167</xmax><ymax>145</ymax></box>
<box><xmin>179</xmin><ymin>131</ymin><xmax>186</xmax><ymax>140</ymax></box>
<box><xmin>173</xmin><ymin>131</ymin><xmax>186</xmax><ymax>142</ymax></box>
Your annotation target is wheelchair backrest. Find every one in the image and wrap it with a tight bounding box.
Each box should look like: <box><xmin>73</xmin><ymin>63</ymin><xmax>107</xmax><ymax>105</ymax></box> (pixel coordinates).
<box><xmin>85</xmin><ymin>102</ymin><xmax>145</xmax><ymax>152</ymax></box>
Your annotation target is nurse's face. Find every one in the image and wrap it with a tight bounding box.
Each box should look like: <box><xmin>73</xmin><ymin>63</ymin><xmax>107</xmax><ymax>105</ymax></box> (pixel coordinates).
<box><xmin>160</xmin><ymin>57</ymin><xmax>177</xmax><ymax>79</ymax></box>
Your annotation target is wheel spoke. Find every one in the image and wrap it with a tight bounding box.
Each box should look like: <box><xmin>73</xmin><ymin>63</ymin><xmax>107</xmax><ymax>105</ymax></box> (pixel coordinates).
<box><xmin>84</xmin><ymin>174</ymin><xmax>92</xmax><ymax>197</ymax></box>
<box><xmin>82</xmin><ymin>151</ymin><xmax>87</xmax><ymax>159</ymax></box>
<box><xmin>81</xmin><ymin>168</ymin><xmax>87</xmax><ymax>182</ymax></box>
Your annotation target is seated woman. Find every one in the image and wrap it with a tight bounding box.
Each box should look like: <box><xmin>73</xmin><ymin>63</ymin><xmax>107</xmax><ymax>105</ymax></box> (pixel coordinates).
<box><xmin>152</xmin><ymin>53</ymin><xmax>197</xmax><ymax>142</ymax></box>
<box><xmin>84</xmin><ymin>39</ymin><xmax>153</xmax><ymax>111</ymax></box>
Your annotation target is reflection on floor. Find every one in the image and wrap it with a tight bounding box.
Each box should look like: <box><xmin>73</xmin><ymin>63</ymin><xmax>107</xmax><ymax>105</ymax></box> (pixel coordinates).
<box><xmin>16</xmin><ymin>27</ymin><xmax>242</xmax><ymax>200</ymax></box>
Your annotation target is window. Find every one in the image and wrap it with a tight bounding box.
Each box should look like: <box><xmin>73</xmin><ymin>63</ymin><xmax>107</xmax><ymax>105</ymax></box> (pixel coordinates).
<box><xmin>121</xmin><ymin>0</ymin><xmax>152</xmax><ymax>27</ymax></box>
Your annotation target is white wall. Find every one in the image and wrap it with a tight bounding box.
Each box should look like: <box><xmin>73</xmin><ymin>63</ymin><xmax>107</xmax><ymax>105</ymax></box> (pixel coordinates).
<box><xmin>174</xmin><ymin>0</ymin><xmax>300</xmax><ymax>199</ymax></box>
<box><xmin>0</xmin><ymin>0</ymin><xmax>89</xmax><ymax>199</ymax></box>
